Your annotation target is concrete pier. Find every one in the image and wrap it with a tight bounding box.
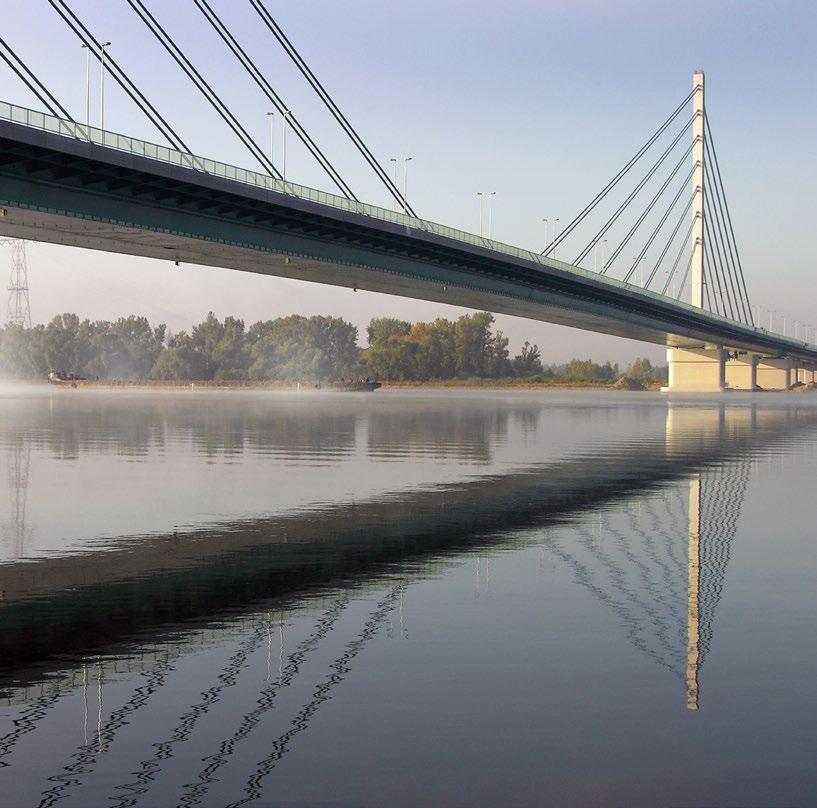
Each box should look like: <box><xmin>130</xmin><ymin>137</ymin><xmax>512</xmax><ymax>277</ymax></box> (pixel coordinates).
<box><xmin>665</xmin><ymin>347</ymin><xmax>726</xmax><ymax>392</ymax></box>
<box><xmin>725</xmin><ymin>354</ymin><xmax>758</xmax><ymax>390</ymax></box>
<box><xmin>757</xmin><ymin>358</ymin><xmax>792</xmax><ymax>390</ymax></box>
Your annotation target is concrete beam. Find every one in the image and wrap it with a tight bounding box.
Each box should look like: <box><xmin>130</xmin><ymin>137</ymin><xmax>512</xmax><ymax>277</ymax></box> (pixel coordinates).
<box><xmin>725</xmin><ymin>354</ymin><xmax>758</xmax><ymax>391</ymax></box>
<box><xmin>757</xmin><ymin>358</ymin><xmax>792</xmax><ymax>390</ymax></box>
<box><xmin>664</xmin><ymin>347</ymin><xmax>726</xmax><ymax>393</ymax></box>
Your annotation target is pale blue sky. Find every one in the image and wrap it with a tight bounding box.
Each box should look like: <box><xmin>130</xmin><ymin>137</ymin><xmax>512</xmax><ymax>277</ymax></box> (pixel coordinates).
<box><xmin>1</xmin><ymin>0</ymin><xmax>815</xmax><ymax>363</ymax></box>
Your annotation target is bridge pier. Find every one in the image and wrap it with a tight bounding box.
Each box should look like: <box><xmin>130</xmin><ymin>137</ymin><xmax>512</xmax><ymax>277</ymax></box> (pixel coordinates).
<box><xmin>796</xmin><ymin>368</ymin><xmax>815</xmax><ymax>385</ymax></box>
<box><xmin>756</xmin><ymin>358</ymin><xmax>792</xmax><ymax>390</ymax></box>
<box><xmin>664</xmin><ymin>347</ymin><xmax>726</xmax><ymax>393</ymax></box>
<box><xmin>725</xmin><ymin>354</ymin><xmax>758</xmax><ymax>391</ymax></box>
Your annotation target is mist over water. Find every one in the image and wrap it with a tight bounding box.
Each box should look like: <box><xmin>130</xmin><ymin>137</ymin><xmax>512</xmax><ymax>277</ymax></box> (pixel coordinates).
<box><xmin>1</xmin><ymin>387</ymin><xmax>815</xmax><ymax>807</ymax></box>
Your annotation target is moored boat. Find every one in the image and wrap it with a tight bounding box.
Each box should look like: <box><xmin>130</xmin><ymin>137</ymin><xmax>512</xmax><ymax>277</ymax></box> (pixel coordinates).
<box><xmin>47</xmin><ymin>370</ymin><xmax>87</xmax><ymax>387</ymax></box>
<box><xmin>325</xmin><ymin>379</ymin><xmax>382</xmax><ymax>392</ymax></box>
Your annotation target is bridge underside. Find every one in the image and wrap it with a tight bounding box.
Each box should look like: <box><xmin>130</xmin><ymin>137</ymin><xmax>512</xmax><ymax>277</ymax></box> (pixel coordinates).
<box><xmin>1</xmin><ymin>117</ymin><xmax>816</xmax><ymax>386</ymax></box>
<box><xmin>0</xmin><ymin>205</ymin><xmax>684</xmax><ymax>346</ymax></box>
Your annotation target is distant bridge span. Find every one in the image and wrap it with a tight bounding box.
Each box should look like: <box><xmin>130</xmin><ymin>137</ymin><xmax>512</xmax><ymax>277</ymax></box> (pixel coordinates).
<box><xmin>1</xmin><ymin>102</ymin><xmax>815</xmax><ymax>387</ymax></box>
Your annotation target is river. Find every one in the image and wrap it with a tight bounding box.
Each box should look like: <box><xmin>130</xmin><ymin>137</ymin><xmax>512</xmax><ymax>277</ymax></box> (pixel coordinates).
<box><xmin>1</xmin><ymin>387</ymin><xmax>815</xmax><ymax>806</ymax></box>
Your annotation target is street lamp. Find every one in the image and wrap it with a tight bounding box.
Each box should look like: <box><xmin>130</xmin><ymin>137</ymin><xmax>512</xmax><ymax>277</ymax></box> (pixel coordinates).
<box><xmin>265</xmin><ymin>111</ymin><xmax>275</xmax><ymax>169</ymax></box>
<box><xmin>487</xmin><ymin>191</ymin><xmax>496</xmax><ymax>239</ymax></box>
<box><xmin>389</xmin><ymin>157</ymin><xmax>398</xmax><ymax>211</ymax></box>
<box><xmin>99</xmin><ymin>41</ymin><xmax>111</xmax><ymax>131</ymax></box>
<box><xmin>282</xmin><ymin>110</ymin><xmax>292</xmax><ymax>181</ymax></box>
<box><xmin>403</xmin><ymin>157</ymin><xmax>412</xmax><ymax>214</ymax></box>
<box><xmin>478</xmin><ymin>193</ymin><xmax>485</xmax><ymax>236</ymax></box>
<box><xmin>542</xmin><ymin>218</ymin><xmax>548</xmax><ymax>251</ymax></box>
<box><xmin>81</xmin><ymin>44</ymin><xmax>90</xmax><ymax>127</ymax></box>
<box><xmin>552</xmin><ymin>218</ymin><xmax>560</xmax><ymax>259</ymax></box>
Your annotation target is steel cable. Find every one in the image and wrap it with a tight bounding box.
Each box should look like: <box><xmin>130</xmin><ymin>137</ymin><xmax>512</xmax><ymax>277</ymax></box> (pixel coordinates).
<box><xmin>0</xmin><ymin>37</ymin><xmax>73</xmax><ymax>120</ymax></box>
<box><xmin>623</xmin><ymin>165</ymin><xmax>694</xmax><ymax>284</ymax></box>
<box><xmin>194</xmin><ymin>0</ymin><xmax>357</xmax><ymax>198</ymax></box>
<box><xmin>126</xmin><ymin>0</ymin><xmax>279</xmax><ymax>177</ymax></box>
<box><xmin>704</xmin><ymin>113</ymin><xmax>753</xmax><ymax>323</ymax></box>
<box><xmin>542</xmin><ymin>88</ymin><xmax>697</xmax><ymax>257</ymax></box>
<box><xmin>646</xmin><ymin>194</ymin><xmax>694</xmax><ymax>290</ymax></box>
<box><xmin>246</xmin><ymin>0</ymin><xmax>414</xmax><ymax>213</ymax></box>
<box><xmin>48</xmin><ymin>0</ymin><xmax>190</xmax><ymax>152</ymax></box>
<box><xmin>577</xmin><ymin>118</ymin><xmax>693</xmax><ymax>267</ymax></box>
<box><xmin>601</xmin><ymin>140</ymin><xmax>694</xmax><ymax>274</ymax></box>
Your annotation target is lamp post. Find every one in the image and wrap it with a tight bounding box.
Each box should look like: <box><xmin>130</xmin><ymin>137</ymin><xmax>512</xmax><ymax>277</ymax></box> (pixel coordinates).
<box><xmin>389</xmin><ymin>157</ymin><xmax>398</xmax><ymax>211</ymax></box>
<box><xmin>478</xmin><ymin>193</ymin><xmax>485</xmax><ymax>236</ymax></box>
<box><xmin>769</xmin><ymin>310</ymin><xmax>775</xmax><ymax>331</ymax></box>
<box><xmin>81</xmin><ymin>43</ymin><xmax>90</xmax><ymax>127</ymax></box>
<box><xmin>552</xmin><ymin>218</ymin><xmax>560</xmax><ymax>259</ymax></box>
<box><xmin>487</xmin><ymin>191</ymin><xmax>496</xmax><ymax>239</ymax></box>
<box><xmin>282</xmin><ymin>110</ymin><xmax>291</xmax><ymax>181</ymax></box>
<box><xmin>403</xmin><ymin>157</ymin><xmax>412</xmax><ymax>214</ymax></box>
<box><xmin>542</xmin><ymin>218</ymin><xmax>548</xmax><ymax>251</ymax></box>
<box><xmin>265</xmin><ymin>111</ymin><xmax>275</xmax><ymax>170</ymax></box>
<box><xmin>99</xmin><ymin>41</ymin><xmax>111</xmax><ymax>130</ymax></box>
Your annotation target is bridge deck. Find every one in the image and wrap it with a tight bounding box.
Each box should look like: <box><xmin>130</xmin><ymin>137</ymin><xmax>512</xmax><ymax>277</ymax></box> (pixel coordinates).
<box><xmin>0</xmin><ymin>101</ymin><xmax>815</xmax><ymax>365</ymax></box>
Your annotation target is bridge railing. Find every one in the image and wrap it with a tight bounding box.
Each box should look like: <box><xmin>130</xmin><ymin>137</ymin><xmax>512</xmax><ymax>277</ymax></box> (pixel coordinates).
<box><xmin>0</xmin><ymin>100</ymin><xmax>802</xmax><ymax>345</ymax></box>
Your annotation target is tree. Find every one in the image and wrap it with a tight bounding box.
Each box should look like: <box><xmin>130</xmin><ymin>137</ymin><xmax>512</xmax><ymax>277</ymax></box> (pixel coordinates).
<box><xmin>249</xmin><ymin>315</ymin><xmax>360</xmax><ymax>381</ymax></box>
<box><xmin>513</xmin><ymin>341</ymin><xmax>543</xmax><ymax>376</ymax></box>
<box><xmin>626</xmin><ymin>357</ymin><xmax>654</xmax><ymax>381</ymax></box>
<box><xmin>453</xmin><ymin>312</ymin><xmax>494</xmax><ymax>377</ymax></box>
<box><xmin>562</xmin><ymin>358</ymin><xmax>619</xmax><ymax>382</ymax></box>
<box><xmin>150</xmin><ymin>331</ymin><xmax>207</xmax><ymax>380</ymax></box>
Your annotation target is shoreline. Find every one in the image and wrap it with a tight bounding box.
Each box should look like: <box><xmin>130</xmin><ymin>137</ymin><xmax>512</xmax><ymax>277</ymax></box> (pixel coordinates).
<box><xmin>11</xmin><ymin>378</ymin><xmax>660</xmax><ymax>392</ymax></box>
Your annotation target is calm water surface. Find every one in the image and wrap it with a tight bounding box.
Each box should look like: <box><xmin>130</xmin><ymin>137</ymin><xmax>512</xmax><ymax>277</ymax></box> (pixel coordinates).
<box><xmin>0</xmin><ymin>387</ymin><xmax>815</xmax><ymax>807</ymax></box>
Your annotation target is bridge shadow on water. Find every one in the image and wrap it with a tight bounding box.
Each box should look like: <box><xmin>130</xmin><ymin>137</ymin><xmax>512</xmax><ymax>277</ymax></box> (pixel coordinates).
<box><xmin>1</xmin><ymin>398</ymin><xmax>816</xmax><ymax>806</ymax></box>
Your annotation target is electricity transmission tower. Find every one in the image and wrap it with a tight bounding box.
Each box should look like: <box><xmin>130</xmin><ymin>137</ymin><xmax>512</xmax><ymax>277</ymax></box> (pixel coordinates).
<box><xmin>3</xmin><ymin>239</ymin><xmax>31</xmax><ymax>328</ymax></box>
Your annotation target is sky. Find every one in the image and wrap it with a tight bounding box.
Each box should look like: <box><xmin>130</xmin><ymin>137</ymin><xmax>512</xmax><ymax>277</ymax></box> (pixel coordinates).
<box><xmin>1</xmin><ymin>0</ymin><xmax>815</xmax><ymax>364</ymax></box>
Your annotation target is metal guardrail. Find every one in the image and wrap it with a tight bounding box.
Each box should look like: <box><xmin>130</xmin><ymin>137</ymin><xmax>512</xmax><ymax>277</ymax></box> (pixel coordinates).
<box><xmin>1</xmin><ymin>100</ymin><xmax>812</xmax><ymax>350</ymax></box>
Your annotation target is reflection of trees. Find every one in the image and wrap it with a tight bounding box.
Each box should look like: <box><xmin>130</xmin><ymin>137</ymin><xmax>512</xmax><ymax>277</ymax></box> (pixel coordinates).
<box><xmin>367</xmin><ymin>408</ymin><xmax>513</xmax><ymax>464</ymax></box>
<box><xmin>6</xmin><ymin>399</ymin><xmax>358</xmax><ymax>462</ymax></box>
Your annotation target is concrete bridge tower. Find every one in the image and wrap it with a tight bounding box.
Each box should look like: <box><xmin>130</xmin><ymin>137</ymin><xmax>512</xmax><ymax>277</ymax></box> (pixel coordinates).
<box><xmin>691</xmin><ymin>70</ymin><xmax>705</xmax><ymax>310</ymax></box>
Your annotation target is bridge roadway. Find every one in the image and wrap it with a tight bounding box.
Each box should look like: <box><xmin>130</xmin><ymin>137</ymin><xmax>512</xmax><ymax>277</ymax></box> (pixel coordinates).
<box><xmin>0</xmin><ymin>102</ymin><xmax>815</xmax><ymax>372</ymax></box>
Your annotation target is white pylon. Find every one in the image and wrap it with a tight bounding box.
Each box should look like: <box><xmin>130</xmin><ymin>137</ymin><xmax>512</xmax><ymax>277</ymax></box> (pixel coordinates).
<box><xmin>691</xmin><ymin>71</ymin><xmax>705</xmax><ymax>310</ymax></box>
<box><xmin>5</xmin><ymin>239</ymin><xmax>31</xmax><ymax>328</ymax></box>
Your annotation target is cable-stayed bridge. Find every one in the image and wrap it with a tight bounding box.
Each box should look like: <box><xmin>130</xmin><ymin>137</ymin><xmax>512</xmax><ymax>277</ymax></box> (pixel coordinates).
<box><xmin>0</xmin><ymin>3</ymin><xmax>815</xmax><ymax>390</ymax></box>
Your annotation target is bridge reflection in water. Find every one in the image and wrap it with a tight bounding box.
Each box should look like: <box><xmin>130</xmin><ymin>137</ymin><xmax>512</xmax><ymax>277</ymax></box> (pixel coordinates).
<box><xmin>0</xmin><ymin>400</ymin><xmax>814</xmax><ymax>805</ymax></box>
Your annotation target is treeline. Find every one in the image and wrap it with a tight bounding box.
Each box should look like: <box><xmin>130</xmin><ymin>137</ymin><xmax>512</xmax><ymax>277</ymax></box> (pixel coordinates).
<box><xmin>0</xmin><ymin>311</ymin><xmax>665</xmax><ymax>383</ymax></box>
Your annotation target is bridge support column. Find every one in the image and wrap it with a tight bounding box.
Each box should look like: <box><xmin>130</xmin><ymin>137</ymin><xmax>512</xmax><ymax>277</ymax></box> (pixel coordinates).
<box><xmin>725</xmin><ymin>354</ymin><xmax>758</xmax><ymax>390</ymax></box>
<box><xmin>664</xmin><ymin>347</ymin><xmax>726</xmax><ymax>393</ymax></box>
<box><xmin>756</xmin><ymin>358</ymin><xmax>792</xmax><ymax>390</ymax></box>
<box><xmin>796</xmin><ymin>368</ymin><xmax>814</xmax><ymax>385</ymax></box>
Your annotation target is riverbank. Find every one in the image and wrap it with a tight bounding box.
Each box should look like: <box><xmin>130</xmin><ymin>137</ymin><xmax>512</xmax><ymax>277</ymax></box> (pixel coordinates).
<box><xmin>20</xmin><ymin>377</ymin><xmax>660</xmax><ymax>392</ymax></box>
